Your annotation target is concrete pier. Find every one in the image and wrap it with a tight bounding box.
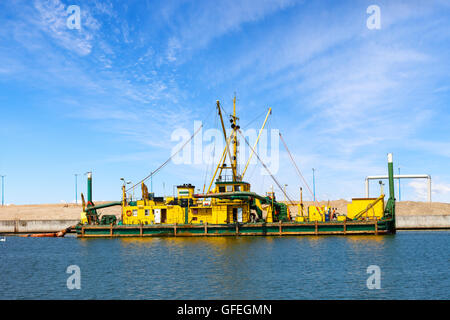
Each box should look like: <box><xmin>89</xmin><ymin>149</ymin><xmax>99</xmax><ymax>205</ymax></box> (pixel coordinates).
<box><xmin>0</xmin><ymin>220</ymin><xmax>78</xmax><ymax>234</ymax></box>
<box><xmin>396</xmin><ymin>215</ymin><xmax>450</xmax><ymax>229</ymax></box>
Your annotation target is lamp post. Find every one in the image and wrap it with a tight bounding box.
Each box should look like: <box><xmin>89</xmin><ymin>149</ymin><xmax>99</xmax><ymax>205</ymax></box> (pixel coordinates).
<box><xmin>312</xmin><ymin>168</ymin><xmax>316</xmax><ymax>201</ymax></box>
<box><xmin>121</xmin><ymin>178</ymin><xmax>132</xmax><ymax>200</ymax></box>
<box><xmin>398</xmin><ymin>167</ymin><xmax>401</xmax><ymax>201</ymax></box>
<box><xmin>74</xmin><ymin>174</ymin><xmax>80</xmax><ymax>204</ymax></box>
<box><xmin>379</xmin><ymin>180</ymin><xmax>385</xmax><ymax>196</ymax></box>
<box><xmin>1</xmin><ymin>175</ymin><xmax>5</xmax><ymax>206</ymax></box>
<box><xmin>284</xmin><ymin>184</ymin><xmax>288</xmax><ymax>203</ymax></box>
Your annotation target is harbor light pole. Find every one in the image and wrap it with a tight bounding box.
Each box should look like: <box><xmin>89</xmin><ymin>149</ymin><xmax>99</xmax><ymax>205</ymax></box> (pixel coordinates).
<box><xmin>1</xmin><ymin>175</ymin><xmax>5</xmax><ymax>206</ymax></box>
<box><xmin>398</xmin><ymin>167</ymin><xmax>401</xmax><ymax>201</ymax></box>
<box><xmin>284</xmin><ymin>184</ymin><xmax>288</xmax><ymax>202</ymax></box>
<box><xmin>74</xmin><ymin>173</ymin><xmax>80</xmax><ymax>204</ymax></box>
<box><xmin>120</xmin><ymin>178</ymin><xmax>132</xmax><ymax>201</ymax></box>
<box><xmin>379</xmin><ymin>180</ymin><xmax>385</xmax><ymax>195</ymax></box>
<box><xmin>312</xmin><ymin>168</ymin><xmax>316</xmax><ymax>201</ymax></box>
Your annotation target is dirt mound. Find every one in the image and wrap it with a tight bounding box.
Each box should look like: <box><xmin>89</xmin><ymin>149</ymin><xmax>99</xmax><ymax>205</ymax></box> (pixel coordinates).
<box><xmin>0</xmin><ymin>200</ymin><xmax>449</xmax><ymax>220</ymax></box>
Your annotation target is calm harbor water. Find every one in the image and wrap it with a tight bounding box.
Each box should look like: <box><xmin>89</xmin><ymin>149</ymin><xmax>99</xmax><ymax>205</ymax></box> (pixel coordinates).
<box><xmin>0</xmin><ymin>231</ymin><xmax>448</xmax><ymax>299</ymax></box>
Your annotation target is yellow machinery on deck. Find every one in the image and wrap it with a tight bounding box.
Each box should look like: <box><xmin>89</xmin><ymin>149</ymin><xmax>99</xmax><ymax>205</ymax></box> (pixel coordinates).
<box><xmin>347</xmin><ymin>195</ymin><xmax>385</xmax><ymax>220</ymax></box>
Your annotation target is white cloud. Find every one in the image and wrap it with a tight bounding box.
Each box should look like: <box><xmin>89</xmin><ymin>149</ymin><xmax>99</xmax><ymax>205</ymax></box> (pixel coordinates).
<box><xmin>162</xmin><ymin>0</ymin><xmax>298</xmax><ymax>62</ymax></box>
<box><xmin>434</xmin><ymin>183</ymin><xmax>450</xmax><ymax>194</ymax></box>
<box><xmin>32</xmin><ymin>0</ymin><xmax>101</xmax><ymax>56</ymax></box>
<box><xmin>409</xmin><ymin>180</ymin><xmax>450</xmax><ymax>202</ymax></box>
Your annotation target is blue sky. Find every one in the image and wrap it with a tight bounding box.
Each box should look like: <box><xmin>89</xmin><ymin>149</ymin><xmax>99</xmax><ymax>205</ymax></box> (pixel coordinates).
<box><xmin>0</xmin><ymin>0</ymin><xmax>449</xmax><ymax>205</ymax></box>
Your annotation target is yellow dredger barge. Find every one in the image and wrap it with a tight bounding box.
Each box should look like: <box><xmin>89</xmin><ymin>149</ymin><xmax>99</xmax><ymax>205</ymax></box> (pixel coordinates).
<box><xmin>75</xmin><ymin>98</ymin><xmax>396</xmax><ymax>238</ymax></box>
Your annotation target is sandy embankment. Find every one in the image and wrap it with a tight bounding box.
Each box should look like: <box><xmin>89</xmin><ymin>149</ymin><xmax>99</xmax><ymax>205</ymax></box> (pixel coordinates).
<box><xmin>0</xmin><ymin>202</ymin><xmax>122</xmax><ymax>220</ymax></box>
<box><xmin>0</xmin><ymin>200</ymin><xmax>449</xmax><ymax>221</ymax></box>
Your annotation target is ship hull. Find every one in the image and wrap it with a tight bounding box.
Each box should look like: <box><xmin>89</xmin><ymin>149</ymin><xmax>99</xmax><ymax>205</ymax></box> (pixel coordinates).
<box><xmin>75</xmin><ymin>219</ymin><xmax>395</xmax><ymax>238</ymax></box>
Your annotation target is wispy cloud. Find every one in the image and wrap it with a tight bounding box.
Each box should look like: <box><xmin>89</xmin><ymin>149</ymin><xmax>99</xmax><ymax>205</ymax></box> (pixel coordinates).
<box><xmin>0</xmin><ymin>0</ymin><xmax>196</xmax><ymax>150</ymax></box>
<box><xmin>32</xmin><ymin>0</ymin><xmax>101</xmax><ymax>55</ymax></box>
<box><xmin>162</xmin><ymin>0</ymin><xmax>298</xmax><ymax>62</ymax></box>
<box><xmin>409</xmin><ymin>180</ymin><xmax>450</xmax><ymax>202</ymax></box>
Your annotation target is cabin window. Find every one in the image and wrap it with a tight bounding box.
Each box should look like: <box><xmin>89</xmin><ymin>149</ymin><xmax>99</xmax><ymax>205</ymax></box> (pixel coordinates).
<box><xmin>219</xmin><ymin>186</ymin><xmax>225</xmax><ymax>192</ymax></box>
<box><xmin>145</xmin><ymin>209</ymin><xmax>149</xmax><ymax>216</ymax></box>
<box><xmin>226</xmin><ymin>185</ymin><xmax>233</xmax><ymax>192</ymax></box>
<box><xmin>132</xmin><ymin>210</ymin><xmax>138</xmax><ymax>217</ymax></box>
<box><xmin>234</xmin><ymin>185</ymin><xmax>241</xmax><ymax>191</ymax></box>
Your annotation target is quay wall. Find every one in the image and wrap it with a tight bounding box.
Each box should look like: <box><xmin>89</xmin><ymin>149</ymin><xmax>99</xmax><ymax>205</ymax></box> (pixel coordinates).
<box><xmin>0</xmin><ymin>220</ymin><xmax>78</xmax><ymax>234</ymax></box>
<box><xmin>0</xmin><ymin>216</ymin><xmax>449</xmax><ymax>234</ymax></box>
<box><xmin>396</xmin><ymin>215</ymin><xmax>450</xmax><ymax>229</ymax></box>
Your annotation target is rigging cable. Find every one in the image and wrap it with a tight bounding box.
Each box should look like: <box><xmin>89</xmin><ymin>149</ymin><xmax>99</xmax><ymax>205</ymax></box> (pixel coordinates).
<box><xmin>203</xmin><ymin>111</ymin><xmax>219</xmax><ymax>192</ymax></box>
<box><xmin>126</xmin><ymin>124</ymin><xmax>203</xmax><ymax>192</ymax></box>
<box><xmin>237</xmin><ymin>129</ymin><xmax>295</xmax><ymax>205</ymax></box>
<box><xmin>127</xmin><ymin>101</ymin><xmax>217</xmax><ymax>193</ymax></box>
<box><xmin>242</xmin><ymin>108</ymin><xmax>269</xmax><ymax>129</ymax></box>
<box><xmin>278</xmin><ymin>132</ymin><xmax>322</xmax><ymax>209</ymax></box>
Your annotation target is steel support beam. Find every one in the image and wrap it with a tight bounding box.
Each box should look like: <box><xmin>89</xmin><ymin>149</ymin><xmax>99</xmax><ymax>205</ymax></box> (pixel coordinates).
<box><xmin>365</xmin><ymin>174</ymin><xmax>431</xmax><ymax>202</ymax></box>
